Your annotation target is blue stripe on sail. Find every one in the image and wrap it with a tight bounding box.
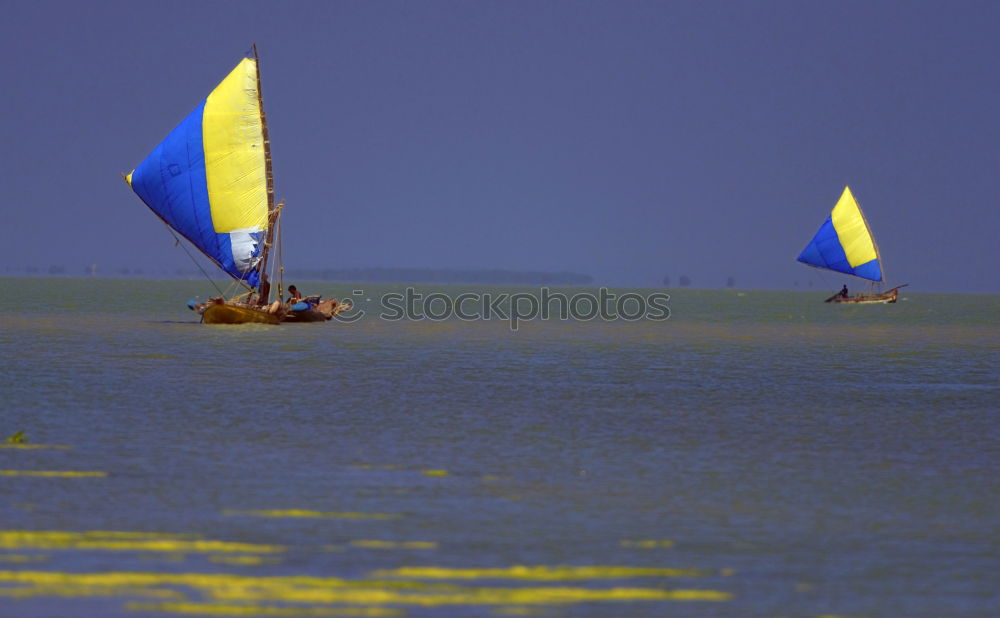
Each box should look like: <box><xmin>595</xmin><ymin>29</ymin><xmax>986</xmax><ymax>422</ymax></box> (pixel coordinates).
<box><xmin>797</xmin><ymin>216</ymin><xmax>884</xmax><ymax>282</ymax></box>
<box><xmin>129</xmin><ymin>101</ymin><xmax>259</xmax><ymax>287</ymax></box>
<box><xmin>851</xmin><ymin>258</ymin><xmax>882</xmax><ymax>282</ymax></box>
<box><xmin>797</xmin><ymin>216</ymin><xmax>853</xmax><ymax>276</ymax></box>
<box><xmin>130</xmin><ymin>101</ymin><xmax>213</xmax><ymax>262</ymax></box>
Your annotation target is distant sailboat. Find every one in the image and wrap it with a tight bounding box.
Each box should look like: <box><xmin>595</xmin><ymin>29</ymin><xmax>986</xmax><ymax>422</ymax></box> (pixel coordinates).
<box><xmin>797</xmin><ymin>186</ymin><xmax>907</xmax><ymax>304</ymax></box>
<box><xmin>123</xmin><ymin>46</ymin><xmax>346</xmax><ymax>324</ymax></box>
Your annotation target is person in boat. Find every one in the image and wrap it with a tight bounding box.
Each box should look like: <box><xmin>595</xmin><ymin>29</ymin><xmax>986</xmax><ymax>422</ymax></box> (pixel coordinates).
<box><xmin>287</xmin><ymin>285</ymin><xmax>303</xmax><ymax>303</ymax></box>
<box><xmin>840</xmin><ymin>284</ymin><xmax>849</xmax><ymax>298</ymax></box>
<box><xmin>257</xmin><ymin>274</ymin><xmax>271</xmax><ymax>306</ymax></box>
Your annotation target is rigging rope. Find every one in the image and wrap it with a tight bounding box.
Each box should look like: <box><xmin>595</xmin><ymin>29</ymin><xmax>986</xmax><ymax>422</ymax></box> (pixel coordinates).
<box><xmin>163</xmin><ymin>222</ymin><xmax>224</xmax><ymax>296</ymax></box>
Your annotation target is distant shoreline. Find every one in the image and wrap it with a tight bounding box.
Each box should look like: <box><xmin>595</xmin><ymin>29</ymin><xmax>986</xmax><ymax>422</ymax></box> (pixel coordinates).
<box><xmin>4</xmin><ymin>273</ymin><xmax>998</xmax><ymax>295</ymax></box>
<box><xmin>3</xmin><ymin>267</ymin><xmax>593</xmax><ymax>286</ymax></box>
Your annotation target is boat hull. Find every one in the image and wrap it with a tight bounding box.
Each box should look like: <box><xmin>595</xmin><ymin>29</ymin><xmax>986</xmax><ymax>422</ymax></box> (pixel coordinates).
<box><xmin>827</xmin><ymin>287</ymin><xmax>900</xmax><ymax>304</ymax></box>
<box><xmin>281</xmin><ymin>297</ymin><xmax>350</xmax><ymax>323</ymax></box>
<box><xmin>202</xmin><ymin>300</ymin><xmax>282</xmax><ymax>325</ymax></box>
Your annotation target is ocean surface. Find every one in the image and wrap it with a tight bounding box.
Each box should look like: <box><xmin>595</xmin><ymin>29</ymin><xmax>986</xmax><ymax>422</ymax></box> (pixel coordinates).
<box><xmin>1</xmin><ymin>277</ymin><xmax>997</xmax><ymax>617</ymax></box>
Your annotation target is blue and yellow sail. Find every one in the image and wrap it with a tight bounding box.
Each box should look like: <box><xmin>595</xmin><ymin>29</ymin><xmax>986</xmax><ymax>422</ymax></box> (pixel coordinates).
<box><xmin>125</xmin><ymin>57</ymin><xmax>270</xmax><ymax>288</ymax></box>
<box><xmin>797</xmin><ymin>186</ymin><xmax>883</xmax><ymax>282</ymax></box>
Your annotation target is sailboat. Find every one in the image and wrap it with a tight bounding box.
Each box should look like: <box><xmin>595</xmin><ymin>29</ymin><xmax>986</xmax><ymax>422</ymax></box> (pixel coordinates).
<box><xmin>123</xmin><ymin>46</ymin><xmax>346</xmax><ymax>324</ymax></box>
<box><xmin>797</xmin><ymin>186</ymin><xmax>907</xmax><ymax>304</ymax></box>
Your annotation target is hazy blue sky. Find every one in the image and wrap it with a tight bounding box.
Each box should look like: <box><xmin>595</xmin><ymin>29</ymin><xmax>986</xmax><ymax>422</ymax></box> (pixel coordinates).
<box><xmin>2</xmin><ymin>0</ymin><xmax>998</xmax><ymax>291</ymax></box>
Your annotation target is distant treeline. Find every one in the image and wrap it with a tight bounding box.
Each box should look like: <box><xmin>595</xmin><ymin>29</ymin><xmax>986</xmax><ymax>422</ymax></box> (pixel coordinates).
<box><xmin>284</xmin><ymin>267</ymin><xmax>594</xmax><ymax>285</ymax></box>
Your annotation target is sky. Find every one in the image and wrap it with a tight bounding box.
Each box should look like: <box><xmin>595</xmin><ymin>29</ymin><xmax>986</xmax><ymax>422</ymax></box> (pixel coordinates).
<box><xmin>2</xmin><ymin>0</ymin><xmax>998</xmax><ymax>292</ymax></box>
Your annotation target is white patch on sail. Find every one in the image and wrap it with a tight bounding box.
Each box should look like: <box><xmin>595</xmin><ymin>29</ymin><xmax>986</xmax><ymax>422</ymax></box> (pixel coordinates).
<box><xmin>229</xmin><ymin>228</ymin><xmax>263</xmax><ymax>274</ymax></box>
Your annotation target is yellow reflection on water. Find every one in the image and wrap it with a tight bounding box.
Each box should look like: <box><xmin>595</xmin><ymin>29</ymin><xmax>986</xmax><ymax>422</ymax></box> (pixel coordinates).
<box><xmin>350</xmin><ymin>540</ymin><xmax>438</xmax><ymax>550</ymax></box>
<box><xmin>125</xmin><ymin>603</ymin><xmax>402</xmax><ymax>616</ymax></box>
<box><xmin>75</xmin><ymin>531</ymin><xmax>200</xmax><ymax>540</ymax></box>
<box><xmin>620</xmin><ymin>539</ymin><xmax>676</xmax><ymax>549</ymax></box>
<box><xmin>422</xmin><ymin>469</ymin><xmax>449</xmax><ymax>477</ymax></box>
<box><xmin>0</xmin><ymin>531</ymin><xmax>283</xmax><ymax>554</ymax></box>
<box><xmin>223</xmin><ymin>510</ymin><xmax>399</xmax><ymax>520</ymax></box>
<box><xmin>0</xmin><ymin>470</ymin><xmax>105</xmax><ymax>477</ymax></box>
<box><xmin>0</xmin><ymin>575</ymin><xmax>184</xmax><ymax>601</ymax></box>
<box><xmin>370</xmin><ymin>565</ymin><xmax>706</xmax><ymax>580</ymax></box>
<box><xmin>0</xmin><ymin>444</ymin><xmax>72</xmax><ymax>450</ymax></box>
<box><xmin>205</xmin><ymin>582</ymin><xmax>730</xmax><ymax>605</ymax></box>
<box><xmin>0</xmin><ymin>530</ymin><xmax>732</xmax><ymax>611</ymax></box>
<box><xmin>0</xmin><ymin>568</ymin><xmax>730</xmax><ymax>611</ymax></box>
<box><xmin>209</xmin><ymin>555</ymin><xmax>283</xmax><ymax>566</ymax></box>
<box><xmin>492</xmin><ymin>607</ymin><xmax>552</xmax><ymax>616</ymax></box>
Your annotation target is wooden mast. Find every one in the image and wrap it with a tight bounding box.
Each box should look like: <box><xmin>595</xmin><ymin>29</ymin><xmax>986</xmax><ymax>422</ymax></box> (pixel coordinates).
<box><xmin>252</xmin><ymin>42</ymin><xmax>279</xmax><ymax>303</ymax></box>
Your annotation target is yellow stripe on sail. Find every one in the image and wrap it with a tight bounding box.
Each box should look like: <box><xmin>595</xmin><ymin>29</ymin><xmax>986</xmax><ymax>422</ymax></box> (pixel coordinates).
<box><xmin>202</xmin><ymin>58</ymin><xmax>268</xmax><ymax>234</ymax></box>
<box><xmin>830</xmin><ymin>186</ymin><xmax>878</xmax><ymax>268</ymax></box>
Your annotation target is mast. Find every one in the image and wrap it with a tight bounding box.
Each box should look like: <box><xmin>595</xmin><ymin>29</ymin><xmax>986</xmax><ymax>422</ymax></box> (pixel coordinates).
<box><xmin>251</xmin><ymin>42</ymin><xmax>280</xmax><ymax>301</ymax></box>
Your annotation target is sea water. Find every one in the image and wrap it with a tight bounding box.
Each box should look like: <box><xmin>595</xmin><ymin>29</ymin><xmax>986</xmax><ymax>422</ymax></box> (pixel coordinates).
<box><xmin>0</xmin><ymin>277</ymin><xmax>997</xmax><ymax>617</ymax></box>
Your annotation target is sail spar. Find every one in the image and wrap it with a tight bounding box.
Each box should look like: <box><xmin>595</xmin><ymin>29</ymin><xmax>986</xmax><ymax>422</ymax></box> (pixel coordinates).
<box><xmin>797</xmin><ymin>186</ymin><xmax>883</xmax><ymax>282</ymax></box>
<box><xmin>125</xmin><ymin>57</ymin><xmax>269</xmax><ymax>288</ymax></box>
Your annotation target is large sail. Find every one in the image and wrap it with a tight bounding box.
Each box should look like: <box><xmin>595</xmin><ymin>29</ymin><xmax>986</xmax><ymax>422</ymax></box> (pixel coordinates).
<box><xmin>125</xmin><ymin>57</ymin><xmax>269</xmax><ymax>288</ymax></box>
<box><xmin>797</xmin><ymin>186</ymin><xmax>882</xmax><ymax>282</ymax></box>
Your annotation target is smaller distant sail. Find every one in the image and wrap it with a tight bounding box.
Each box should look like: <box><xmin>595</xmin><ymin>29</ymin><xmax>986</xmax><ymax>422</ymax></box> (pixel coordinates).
<box><xmin>125</xmin><ymin>58</ymin><xmax>269</xmax><ymax>287</ymax></box>
<box><xmin>797</xmin><ymin>186</ymin><xmax>882</xmax><ymax>282</ymax></box>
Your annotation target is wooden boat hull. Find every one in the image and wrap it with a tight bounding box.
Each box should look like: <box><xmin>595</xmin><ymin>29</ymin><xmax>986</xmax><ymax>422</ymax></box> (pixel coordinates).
<box><xmin>281</xmin><ymin>297</ymin><xmax>350</xmax><ymax>323</ymax></box>
<box><xmin>202</xmin><ymin>300</ymin><xmax>282</xmax><ymax>325</ymax></box>
<box><xmin>827</xmin><ymin>286</ymin><xmax>902</xmax><ymax>304</ymax></box>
